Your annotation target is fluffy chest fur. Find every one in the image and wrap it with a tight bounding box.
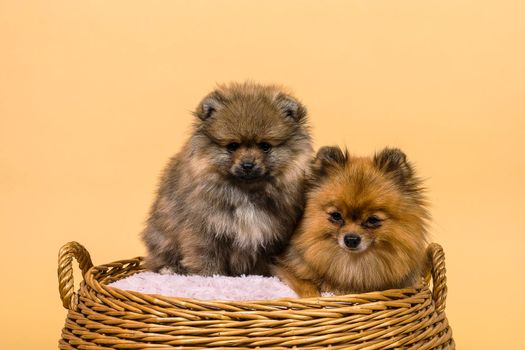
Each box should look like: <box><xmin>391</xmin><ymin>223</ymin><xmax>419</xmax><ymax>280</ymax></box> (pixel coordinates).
<box><xmin>197</xmin><ymin>182</ymin><xmax>289</xmax><ymax>251</ymax></box>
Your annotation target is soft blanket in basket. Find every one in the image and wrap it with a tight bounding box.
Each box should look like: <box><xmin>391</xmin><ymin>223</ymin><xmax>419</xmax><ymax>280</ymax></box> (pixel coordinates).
<box><xmin>109</xmin><ymin>272</ymin><xmax>300</xmax><ymax>300</ymax></box>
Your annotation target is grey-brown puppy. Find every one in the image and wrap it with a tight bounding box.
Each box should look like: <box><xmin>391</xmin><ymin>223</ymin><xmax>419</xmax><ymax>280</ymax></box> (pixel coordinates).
<box><xmin>142</xmin><ymin>82</ymin><xmax>313</xmax><ymax>276</ymax></box>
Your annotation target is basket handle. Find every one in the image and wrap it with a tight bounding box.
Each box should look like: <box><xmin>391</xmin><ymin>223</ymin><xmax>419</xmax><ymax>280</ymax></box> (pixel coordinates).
<box><xmin>427</xmin><ymin>243</ymin><xmax>448</xmax><ymax>314</ymax></box>
<box><xmin>57</xmin><ymin>241</ymin><xmax>93</xmax><ymax>310</ymax></box>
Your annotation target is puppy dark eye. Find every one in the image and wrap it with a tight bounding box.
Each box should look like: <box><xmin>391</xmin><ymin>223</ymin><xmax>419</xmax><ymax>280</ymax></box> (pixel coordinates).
<box><xmin>329</xmin><ymin>211</ymin><xmax>343</xmax><ymax>223</ymax></box>
<box><xmin>226</xmin><ymin>142</ymin><xmax>240</xmax><ymax>152</ymax></box>
<box><xmin>258</xmin><ymin>142</ymin><xmax>272</xmax><ymax>153</ymax></box>
<box><xmin>362</xmin><ymin>215</ymin><xmax>382</xmax><ymax>228</ymax></box>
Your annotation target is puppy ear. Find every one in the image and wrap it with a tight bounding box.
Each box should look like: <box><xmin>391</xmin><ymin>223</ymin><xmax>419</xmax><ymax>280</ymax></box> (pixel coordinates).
<box><xmin>275</xmin><ymin>93</ymin><xmax>307</xmax><ymax>122</ymax></box>
<box><xmin>373</xmin><ymin>148</ymin><xmax>415</xmax><ymax>187</ymax></box>
<box><xmin>194</xmin><ymin>91</ymin><xmax>225</xmax><ymax>121</ymax></box>
<box><xmin>312</xmin><ymin>146</ymin><xmax>347</xmax><ymax>176</ymax></box>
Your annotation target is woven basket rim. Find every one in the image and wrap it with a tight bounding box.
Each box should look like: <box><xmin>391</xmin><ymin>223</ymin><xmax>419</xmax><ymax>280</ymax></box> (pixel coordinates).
<box><xmin>111</xmin><ymin>284</ymin><xmax>425</xmax><ymax>303</ymax></box>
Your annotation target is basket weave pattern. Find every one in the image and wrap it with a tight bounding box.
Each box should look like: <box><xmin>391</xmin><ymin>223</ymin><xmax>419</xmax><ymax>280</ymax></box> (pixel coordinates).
<box><xmin>57</xmin><ymin>242</ymin><xmax>454</xmax><ymax>349</ymax></box>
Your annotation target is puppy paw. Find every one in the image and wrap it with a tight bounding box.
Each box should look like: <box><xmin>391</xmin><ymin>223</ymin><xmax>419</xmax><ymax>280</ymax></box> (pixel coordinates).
<box><xmin>296</xmin><ymin>284</ymin><xmax>322</xmax><ymax>298</ymax></box>
<box><xmin>159</xmin><ymin>266</ymin><xmax>175</xmax><ymax>275</ymax></box>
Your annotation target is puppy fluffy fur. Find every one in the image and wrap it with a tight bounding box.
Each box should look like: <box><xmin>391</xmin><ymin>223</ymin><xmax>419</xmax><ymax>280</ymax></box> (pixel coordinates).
<box><xmin>142</xmin><ymin>82</ymin><xmax>313</xmax><ymax>276</ymax></box>
<box><xmin>274</xmin><ymin>146</ymin><xmax>429</xmax><ymax>297</ymax></box>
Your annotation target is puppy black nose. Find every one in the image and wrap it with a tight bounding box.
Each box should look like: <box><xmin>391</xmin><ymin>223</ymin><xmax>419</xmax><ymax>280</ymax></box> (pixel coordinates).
<box><xmin>344</xmin><ymin>234</ymin><xmax>361</xmax><ymax>249</ymax></box>
<box><xmin>241</xmin><ymin>162</ymin><xmax>255</xmax><ymax>171</ymax></box>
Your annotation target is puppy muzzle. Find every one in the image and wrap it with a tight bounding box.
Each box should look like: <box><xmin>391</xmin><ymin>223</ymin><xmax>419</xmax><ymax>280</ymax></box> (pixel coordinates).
<box><xmin>344</xmin><ymin>234</ymin><xmax>361</xmax><ymax>250</ymax></box>
<box><xmin>232</xmin><ymin>164</ymin><xmax>265</xmax><ymax>180</ymax></box>
<box><xmin>339</xmin><ymin>233</ymin><xmax>371</xmax><ymax>252</ymax></box>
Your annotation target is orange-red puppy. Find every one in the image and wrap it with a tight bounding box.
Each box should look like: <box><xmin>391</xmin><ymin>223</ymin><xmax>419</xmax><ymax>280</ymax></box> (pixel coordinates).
<box><xmin>274</xmin><ymin>146</ymin><xmax>429</xmax><ymax>297</ymax></box>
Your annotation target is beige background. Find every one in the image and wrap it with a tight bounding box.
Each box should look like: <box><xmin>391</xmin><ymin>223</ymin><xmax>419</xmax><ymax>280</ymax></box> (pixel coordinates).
<box><xmin>1</xmin><ymin>0</ymin><xmax>524</xmax><ymax>348</ymax></box>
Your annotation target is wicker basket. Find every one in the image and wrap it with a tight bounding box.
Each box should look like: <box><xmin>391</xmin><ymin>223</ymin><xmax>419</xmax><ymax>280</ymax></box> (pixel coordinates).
<box><xmin>57</xmin><ymin>242</ymin><xmax>454</xmax><ymax>349</ymax></box>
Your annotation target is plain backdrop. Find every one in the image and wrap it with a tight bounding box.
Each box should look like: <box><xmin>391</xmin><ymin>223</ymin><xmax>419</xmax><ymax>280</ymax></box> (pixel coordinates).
<box><xmin>1</xmin><ymin>1</ymin><xmax>524</xmax><ymax>348</ymax></box>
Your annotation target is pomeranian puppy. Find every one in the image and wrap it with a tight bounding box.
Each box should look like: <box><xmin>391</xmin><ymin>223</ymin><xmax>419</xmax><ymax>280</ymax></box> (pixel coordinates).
<box><xmin>274</xmin><ymin>146</ymin><xmax>429</xmax><ymax>297</ymax></box>
<box><xmin>142</xmin><ymin>82</ymin><xmax>313</xmax><ymax>276</ymax></box>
